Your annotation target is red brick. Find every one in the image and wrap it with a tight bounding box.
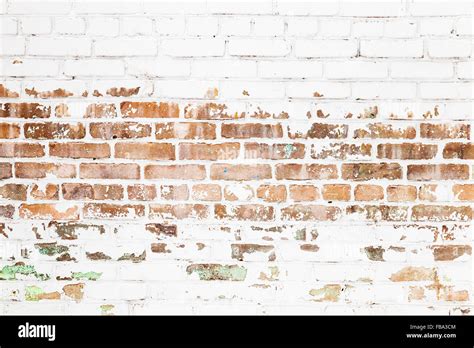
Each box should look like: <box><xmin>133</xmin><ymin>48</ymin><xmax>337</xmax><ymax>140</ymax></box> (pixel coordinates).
<box><xmin>0</xmin><ymin>143</ymin><xmax>45</xmax><ymax>157</ymax></box>
<box><xmin>275</xmin><ymin>164</ymin><xmax>338</xmax><ymax>180</ymax></box>
<box><xmin>211</xmin><ymin>164</ymin><xmax>272</xmax><ymax>181</ymax></box>
<box><xmin>80</xmin><ymin>163</ymin><xmax>140</xmax><ymax>179</ymax></box>
<box><xmin>289</xmin><ymin>185</ymin><xmax>320</xmax><ymax>201</ymax></box>
<box><xmin>121</xmin><ymin>101</ymin><xmax>179</xmax><ymax>118</ymax></box>
<box><xmin>0</xmin><ymin>123</ymin><xmax>20</xmax><ymax>139</ymax></box>
<box><xmin>145</xmin><ymin>165</ymin><xmax>206</xmax><ymax>180</ymax></box>
<box><xmin>30</xmin><ymin>184</ymin><xmax>59</xmax><ymax>200</ymax></box>
<box><xmin>0</xmin><ymin>163</ymin><xmax>12</xmax><ymax>179</ymax></box>
<box><xmin>179</xmin><ymin>143</ymin><xmax>239</xmax><ymax>160</ymax></box>
<box><xmin>84</xmin><ymin>103</ymin><xmax>117</xmax><ymax>118</ymax></box>
<box><xmin>115</xmin><ymin>143</ymin><xmax>175</xmax><ymax>160</ymax></box>
<box><xmin>0</xmin><ymin>84</ymin><xmax>19</xmax><ymax>98</ymax></box>
<box><xmin>184</xmin><ymin>103</ymin><xmax>245</xmax><ymax>120</ymax></box>
<box><xmin>256</xmin><ymin>185</ymin><xmax>287</xmax><ymax>202</ymax></box>
<box><xmin>377</xmin><ymin>143</ymin><xmax>437</xmax><ymax>160</ymax></box>
<box><xmin>215</xmin><ymin>204</ymin><xmax>274</xmax><ymax>221</ymax></box>
<box><xmin>421</xmin><ymin>123</ymin><xmax>470</xmax><ymax>139</ymax></box>
<box><xmin>15</xmin><ymin>163</ymin><xmax>76</xmax><ymax>179</ymax></box>
<box><xmin>90</xmin><ymin>122</ymin><xmax>151</xmax><ymax>139</ymax></box>
<box><xmin>150</xmin><ymin>204</ymin><xmax>209</xmax><ymax>219</ymax></box>
<box><xmin>19</xmin><ymin>203</ymin><xmax>79</xmax><ymax>220</ymax></box>
<box><xmin>155</xmin><ymin>122</ymin><xmax>216</xmax><ymax>140</ymax></box>
<box><xmin>0</xmin><ymin>184</ymin><xmax>27</xmax><ymax>200</ymax></box>
<box><xmin>62</xmin><ymin>183</ymin><xmax>123</xmax><ymax>200</ymax></box>
<box><xmin>322</xmin><ymin>184</ymin><xmax>351</xmax><ymax>201</ymax></box>
<box><xmin>50</xmin><ymin>142</ymin><xmax>110</xmax><ymax>159</ymax></box>
<box><xmin>453</xmin><ymin>184</ymin><xmax>474</xmax><ymax>201</ymax></box>
<box><xmin>311</xmin><ymin>143</ymin><xmax>371</xmax><ymax>160</ymax></box>
<box><xmin>221</xmin><ymin>123</ymin><xmax>283</xmax><ymax>139</ymax></box>
<box><xmin>387</xmin><ymin>185</ymin><xmax>417</xmax><ymax>202</ymax></box>
<box><xmin>342</xmin><ymin>163</ymin><xmax>402</xmax><ymax>181</ymax></box>
<box><xmin>128</xmin><ymin>185</ymin><xmax>157</xmax><ymax>201</ymax></box>
<box><xmin>354</xmin><ymin>123</ymin><xmax>416</xmax><ymax>139</ymax></box>
<box><xmin>160</xmin><ymin>185</ymin><xmax>189</xmax><ymax>200</ymax></box>
<box><xmin>288</xmin><ymin>123</ymin><xmax>348</xmax><ymax>139</ymax></box>
<box><xmin>0</xmin><ymin>103</ymin><xmax>50</xmax><ymax>119</ymax></box>
<box><xmin>346</xmin><ymin>205</ymin><xmax>408</xmax><ymax>222</ymax></box>
<box><xmin>24</xmin><ymin>122</ymin><xmax>85</xmax><ymax>139</ymax></box>
<box><xmin>354</xmin><ymin>184</ymin><xmax>384</xmax><ymax>201</ymax></box>
<box><xmin>411</xmin><ymin>205</ymin><xmax>472</xmax><ymax>222</ymax></box>
<box><xmin>443</xmin><ymin>143</ymin><xmax>474</xmax><ymax>159</ymax></box>
<box><xmin>192</xmin><ymin>184</ymin><xmax>222</xmax><ymax>201</ymax></box>
<box><xmin>245</xmin><ymin>143</ymin><xmax>305</xmax><ymax>160</ymax></box>
<box><xmin>407</xmin><ymin>164</ymin><xmax>469</xmax><ymax>181</ymax></box>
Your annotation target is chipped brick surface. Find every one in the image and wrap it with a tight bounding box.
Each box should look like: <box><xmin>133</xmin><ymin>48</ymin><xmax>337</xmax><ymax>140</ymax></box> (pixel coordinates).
<box><xmin>0</xmin><ymin>0</ymin><xmax>472</xmax><ymax>315</ymax></box>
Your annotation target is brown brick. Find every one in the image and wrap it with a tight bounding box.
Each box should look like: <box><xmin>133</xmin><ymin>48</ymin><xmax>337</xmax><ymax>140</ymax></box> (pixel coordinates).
<box><xmin>418</xmin><ymin>184</ymin><xmax>439</xmax><ymax>202</ymax></box>
<box><xmin>0</xmin><ymin>84</ymin><xmax>19</xmax><ymax>98</ymax></box>
<box><xmin>411</xmin><ymin>205</ymin><xmax>472</xmax><ymax>222</ymax></box>
<box><xmin>245</xmin><ymin>143</ymin><xmax>305</xmax><ymax>160</ymax></box>
<box><xmin>90</xmin><ymin>122</ymin><xmax>151</xmax><ymax>139</ymax></box>
<box><xmin>221</xmin><ymin>123</ymin><xmax>283</xmax><ymax>139</ymax></box>
<box><xmin>24</xmin><ymin>122</ymin><xmax>85</xmax><ymax>139</ymax></box>
<box><xmin>346</xmin><ymin>205</ymin><xmax>408</xmax><ymax>222</ymax></box>
<box><xmin>184</xmin><ymin>103</ymin><xmax>245</xmax><ymax>120</ymax></box>
<box><xmin>146</xmin><ymin>223</ymin><xmax>178</xmax><ymax>238</ymax></box>
<box><xmin>443</xmin><ymin>143</ymin><xmax>474</xmax><ymax>159</ymax></box>
<box><xmin>276</xmin><ymin>164</ymin><xmax>338</xmax><ymax>180</ymax></box>
<box><xmin>62</xmin><ymin>183</ymin><xmax>123</xmax><ymax>200</ymax></box>
<box><xmin>354</xmin><ymin>184</ymin><xmax>384</xmax><ymax>201</ymax></box>
<box><xmin>0</xmin><ymin>184</ymin><xmax>27</xmax><ymax>200</ymax></box>
<box><xmin>0</xmin><ymin>103</ymin><xmax>50</xmax><ymax>119</ymax></box>
<box><xmin>115</xmin><ymin>143</ymin><xmax>175</xmax><ymax>160</ymax></box>
<box><xmin>432</xmin><ymin>245</ymin><xmax>472</xmax><ymax>261</ymax></box>
<box><xmin>215</xmin><ymin>204</ymin><xmax>274</xmax><ymax>221</ymax></box>
<box><xmin>30</xmin><ymin>184</ymin><xmax>59</xmax><ymax>200</ymax></box>
<box><xmin>353</xmin><ymin>123</ymin><xmax>416</xmax><ymax>139</ymax></box>
<box><xmin>211</xmin><ymin>164</ymin><xmax>272</xmax><ymax>181</ymax></box>
<box><xmin>19</xmin><ymin>203</ymin><xmax>79</xmax><ymax>220</ymax></box>
<box><xmin>407</xmin><ymin>164</ymin><xmax>469</xmax><ymax>181</ymax></box>
<box><xmin>342</xmin><ymin>163</ymin><xmax>402</xmax><ymax>181</ymax></box>
<box><xmin>281</xmin><ymin>205</ymin><xmax>341</xmax><ymax>221</ymax></box>
<box><xmin>387</xmin><ymin>185</ymin><xmax>417</xmax><ymax>202</ymax></box>
<box><xmin>128</xmin><ymin>185</ymin><xmax>157</xmax><ymax>201</ymax></box>
<box><xmin>256</xmin><ymin>185</ymin><xmax>287</xmax><ymax>202</ymax></box>
<box><xmin>0</xmin><ymin>123</ymin><xmax>20</xmax><ymax>138</ymax></box>
<box><xmin>84</xmin><ymin>203</ymin><xmax>145</xmax><ymax>219</ymax></box>
<box><xmin>84</xmin><ymin>103</ymin><xmax>117</xmax><ymax>118</ymax></box>
<box><xmin>289</xmin><ymin>185</ymin><xmax>320</xmax><ymax>202</ymax></box>
<box><xmin>311</xmin><ymin>143</ymin><xmax>372</xmax><ymax>160</ymax></box>
<box><xmin>179</xmin><ymin>143</ymin><xmax>239</xmax><ymax>160</ymax></box>
<box><xmin>421</xmin><ymin>123</ymin><xmax>470</xmax><ymax>139</ymax></box>
<box><xmin>160</xmin><ymin>185</ymin><xmax>189</xmax><ymax>200</ymax></box>
<box><xmin>0</xmin><ymin>205</ymin><xmax>15</xmax><ymax>218</ymax></box>
<box><xmin>155</xmin><ymin>122</ymin><xmax>216</xmax><ymax>140</ymax></box>
<box><xmin>192</xmin><ymin>184</ymin><xmax>222</xmax><ymax>201</ymax></box>
<box><xmin>0</xmin><ymin>163</ymin><xmax>12</xmax><ymax>179</ymax></box>
<box><xmin>453</xmin><ymin>184</ymin><xmax>474</xmax><ymax>201</ymax></box>
<box><xmin>145</xmin><ymin>165</ymin><xmax>206</xmax><ymax>180</ymax></box>
<box><xmin>0</xmin><ymin>143</ymin><xmax>44</xmax><ymax>157</ymax></box>
<box><xmin>121</xmin><ymin>101</ymin><xmax>179</xmax><ymax>118</ymax></box>
<box><xmin>223</xmin><ymin>185</ymin><xmax>254</xmax><ymax>201</ymax></box>
<box><xmin>377</xmin><ymin>143</ymin><xmax>437</xmax><ymax>160</ymax></box>
<box><xmin>150</xmin><ymin>204</ymin><xmax>208</xmax><ymax>219</ymax></box>
<box><xmin>322</xmin><ymin>184</ymin><xmax>351</xmax><ymax>201</ymax></box>
<box><xmin>80</xmin><ymin>163</ymin><xmax>140</xmax><ymax>179</ymax></box>
<box><xmin>15</xmin><ymin>163</ymin><xmax>76</xmax><ymax>179</ymax></box>
<box><xmin>50</xmin><ymin>142</ymin><xmax>110</xmax><ymax>159</ymax></box>
<box><xmin>288</xmin><ymin>123</ymin><xmax>348</xmax><ymax>139</ymax></box>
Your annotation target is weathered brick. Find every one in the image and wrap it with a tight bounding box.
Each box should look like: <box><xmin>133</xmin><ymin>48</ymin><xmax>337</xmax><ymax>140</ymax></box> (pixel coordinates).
<box><xmin>0</xmin><ymin>184</ymin><xmax>27</xmax><ymax>200</ymax></box>
<box><xmin>354</xmin><ymin>184</ymin><xmax>384</xmax><ymax>201</ymax></box>
<box><xmin>211</xmin><ymin>164</ymin><xmax>272</xmax><ymax>181</ymax></box>
<box><xmin>0</xmin><ymin>123</ymin><xmax>20</xmax><ymax>138</ymax></box>
<box><xmin>50</xmin><ymin>142</ymin><xmax>110</xmax><ymax>158</ymax></box>
<box><xmin>19</xmin><ymin>203</ymin><xmax>79</xmax><ymax>220</ymax></box>
<box><xmin>155</xmin><ymin>122</ymin><xmax>216</xmax><ymax>140</ymax></box>
<box><xmin>179</xmin><ymin>143</ymin><xmax>239</xmax><ymax>160</ymax></box>
<box><xmin>84</xmin><ymin>103</ymin><xmax>117</xmax><ymax>118</ymax></box>
<box><xmin>192</xmin><ymin>184</ymin><xmax>222</xmax><ymax>201</ymax></box>
<box><xmin>281</xmin><ymin>205</ymin><xmax>341</xmax><ymax>221</ymax></box>
<box><xmin>407</xmin><ymin>164</ymin><xmax>469</xmax><ymax>181</ymax></box>
<box><xmin>245</xmin><ymin>143</ymin><xmax>305</xmax><ymax>159</ymax></box>
<box><xmin>90</xmin><ymin>122</ymin><xmax>151</xmax><ymax>139</ymax></box>
<box><xmin>160</xmin><ymin>185</ymin><xmax>189</xmax><ymax>201</ymax></box>
<box><xmin>83</xmin><ymin>203</ymin><xmax>145</xmax><ymax>219</ymax></box>
<box><xmin>24</xmin><ymin>122</ymin><xmax>85</xmax><ymax>139</ymax></box>
<box><xmin>311</xmin><ymin>143</ymin><xmax>372</xmax><ymax>160</ymax></box>
<box><xmin>215</xmin><ymin>204</ymin><xmax>274</xmax><ymax>221</ymax></box>
<box><xmin>288</xmin><ymin>123</ymin><xmax>348</xmax><ymax>139</ymax></box>
<box><xmin>346</xmin><ymin>205</ymin><xmax>408</xmax><ymax>222</ymax></box>
<box><xmin>128</xmin><ymin>185</ymin><xmax>157</xmax><ymax>201</ymax></box>
<box><xmin>411</xmin><ymin>205</ymin><xmax>472</xmax><ymax>221</ymax></box>
<box><xmin>145</xmin><ymin>165</ymin><xmax>206</xmax><ymax>180</ymax></box>
<box><xmin>421</xmin><ymin>123</ymin><xmax>470</xmax><ymax>139</ymax></box>
<box><xmin>0</xmin><ymin>143</ymin><xmax>45</xmax><ymax>157</ymax></box>
<box><xmin>342</xmin><ymin>163</ymin><xmax>402</xmax><ymax>181</ymax></box>
<box><xmin>30</xmin><ymin>184</ymin><xmax>59</xmax><ymax>200</ymax></box>
<box><xmin>221</xmin><ymin>123</ymin><xmax>283</xmax><ymax>138</ymax></box>
<box><xmin>62</xmin><ymin>183</ymin><xmax>123</xmax><ymax>200</ymax></box>
<box><xmin>354</xmin><ymin>123</ymin><xmax>416</xmax><ymax>139</ymax></box>
<box><xmin>387</xmin><ymin>185</ymin><xmax>417</xmax><ymax>202</ymax></box>
<box><xmin>322</xmin><ymin>184</ymin><xmax>351</xmax><ymax>201</ymax></box>
<box><xmin>121</xmin><ymin>101</ymin><xmax>179</xmax><ymax>118</ymax></box>
<box><xmin>0</xmin><ymin>163</ymin><xmax>12</xmax><ymax>179</ymax></box>
<box><xmin>184</xmin><ymin>103</ymin><xmax>245</xmax><ymax>120</ymax></box>
<box><xmin>15</xmin><ymin>163</ymin><xmax>76</xmax><ymax>179</ymax></box>
<box><xmin>256</xmin><ymin>185</ymin><xmax>287</xmax><ymax>202</ymax></box>
<box><xmin>0</xmin><ymin>103</ymin><xmax>50</xmax><ymax>119</ymax></box>
<box><xmin>289</xmin><ymin>185</ymin><xmax>320</xmax><ymax>202</ymax></box>
<box><xmin>150</xmin><ymin>204</ymin><xmax>208</xmax><ymax>219</ymax></box>
<box><xmin>80</xmin><ymin>163</ymin><xmax>140</xmax><ymax>179</ymax></box>
<box><xmin>453</xmin><ymin>184</ymin><xmax>474</xmax><ymax>201</ymax></box>
<box><xmin>115</xmin><ymin>143</ymin><xmax>175</xmax><ymax>160</ymax></box>
<box><xmin>377</xmin><ymin>143</ymin><xmax>437</xmax><ymax>160</ymax></box>
<box><xmin>276</xmin><ymin>164</ymin><xmax>338</xmax><ymax>180</ymax></box>
<box><xmin>443</xmin><ymin>143</ymin><xmax>474</xmax><ymax>159</ymax></box>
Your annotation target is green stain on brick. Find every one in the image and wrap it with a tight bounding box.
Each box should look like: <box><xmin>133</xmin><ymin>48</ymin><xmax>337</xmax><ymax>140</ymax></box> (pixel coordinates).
<box><xmin>35</xmin><ymin>242</ymin><xmax>69</xmax><ymax>256</ymax></box>
<box><xmin>186</xmin><ymin>264</ymin><xmax>247</xmax><ymax>281</ymax></box>
<box><xmin>100</xmin><ymin>304</ymin><xmax>115</xmax><ymax>315</ymax></box>
<box><xmin>0</xmin><ymin>263</ymin><xmax>50</xmax><ymax>281</ymax></box>
<box><xmin>72</xmin><ymin>271</ymin><xmax>102</xmax><ymax>281</ymax></box>
<box><xmin>284</xmin><ymin>144</ymin><xmax>295</xmax><ymax>159</ymax></box>
<box><xmin>25</xmin><ymin>285</ymin><xmax>45</xmax><ymax>301</ymax></box>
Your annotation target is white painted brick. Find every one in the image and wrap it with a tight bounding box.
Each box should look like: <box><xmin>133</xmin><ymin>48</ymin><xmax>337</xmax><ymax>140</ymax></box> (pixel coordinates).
<box><xmin>219</xmin><ymin>17</ymin><xmax>251</xmax><ymax>36</ymax></box>
<box><xmin>0</xmin><ymin>17</ymin><xmax>18</xmax><ymax>35</ymax></box>
<box><xmin>87</xmin><ymin>17</ymin><xmax>119</xmax><ymax>36</ymax></box>
<box><xmin>220</xmin><ymin>81</ymin><xmax>285</xmax><ymax>99</ymax></box>
<box><xmin>391</xmin><ymin>62</ymin><xmax>453</xmax><ymax>79</ymax></box>
<box><xmin>419</xmin><ymin>82</ymin><xmax>472</xmax><ymax>99</ymax></box>
<box><xmin>207</xmin><ymin>1</ymin><xmax>273</xmax><ymax>14</ymax></box>
<box><xmin>192</xmin><ymin>60</ymin><xmax>257</xmax><ymax>78</ymax></box>
<box><xmin>186</xmin><ymin>16</ymin><xmax>219</xmax><ymax>36</ymax></box>
<box><xmin>258</xmin><ymin>61</ymin><xmax>323</xmax><ymax>78</ymax></box>
<box><xmin>154</xmin><ymin>80</ymin><xmax>219</xmax><ymax>98</ymax></box>
<box><xmin>63</xmin><ymin>59</ymin><xmax>124</xmax><ymax>76</ymax></box>
<box><xmin>161</xmin><ymin>38</ymin><xmax>225</xmax><ymax>57</ymax></box>
<box><xmin>352</xmin><ymin>20</ymin><xmax>383</xmax><ymax>38</ymax></box>
<box><xmin>419</xmin><ymin>18</ymin><xmax>455</xmax><ymax>36</ymax></box>
<box><xmin>0</xmin><ymin>58</ymin><xmax>59</xmax><ymax>76</ymax></box>
<box><xmin>74</xmin><ymin>1</ymin><xmax>141</xmax><ymax>14</ymax></box>
<box><xmin>228</xmin><ymin>39</ymin><xmax>290</xmax><ymax>57</ymax></box>
<box><xmin>21</xmin><ymin>17</ymin><xmax>51</xmax><ymax>34</ymax></box>
<box><xmin>340</xmin><ymin>2</ymin><xmax>405</xmax><ymax>17</ymax></box>
<box><xmin>319</xmin><ymin>19</ymin><xmax>351</xmax><ymax>37</ymax></box>
<box><xmin>253</xmin><ymin>17</ymin><xmax>285</xmax><ymax>37</ymax></box>
<box><xmin>55</xmin><ymin>17</ymin><xmax>86</xmax><ymax>35</ymax></box>
<box><xmin>457</xmin><ymin>61</ymin><xmax>472</xmax><ymax>79</ymax></box>
<box><xmin>352</xmin><ymin>82</ymin><xmax>417</xmax><ymax>99</ymax></box>
<box><xmin>276</xmin><ymin>1</ymin><xmax>339</xmax><ymax>15</ymax></box>
<box><xmin>286</xmin><ymin>17</ymin><xmax>318</xmax><ymax>37</ymax></box>
<box><xmin>28</xmin><ymin>37</ymin><xmax>91</xmax><ymax>56</ymax></box>
<box><xmin>384</xmin><ymin>19</ymin><xmax>417</xmax><ymax>38</ymax></box>
<box><xmin>126</xmin><ymin>58</ymin><xmax>191</xmax><ymax>77</ymax></box>
<box><xmin>295</xmin><ymin>39</ymin><xmax>357</xmax><ymax>57</ymax></box>
<box><xmin>144</xmin><ymin>1</ymin><xmax>206</xmax><ymax>15</ymax></box>
<box><xmin>456</xmin><ymin>17</ymin><xmax>473</xmax><ymax>36</ymax></box>
<box><xmin>325</xmin><ymin>61</ymin><xmax>388</xmax><ymax>79</ymax></box>
<box><xmin>155</xmin><ymin>16</ymin><xmax>186</xmax><ymax>35</ymax></box>
<box><xmin>8</xmin><ymin>0</ymin><xmax>72</xmax><ymax>14</ymax></box>
<box><xmin>287</xmin><ymin>82</ymin><xmax>351</xmax><ymax>99</ymax></box>
<box><xmin>121</xmin><ymin>17</ymin><xmax>153</xmax><ymax>36</ymax></box>
<box><xmin>95</xmin><ymin>38</ymin><xmax>157</xmax><ymax>56</ymax></box>
<box><xmin>409</xmin><ymin>2</ymin><xmax>471</xmax><ymax>16</ymax></box>
<box><xmin>360</xmin><ymin>39</ymin><xmax>423</xmax><ymax>58</ymax></box>
<box><xmin>428</xmin><ymin>39</ymin><xmax>472</xmax><ymax>58</ymax></box>
<box><xmin>0</xmin><ymin>36</ymin><xmax>25</xmax><ymax>55</ymax></box>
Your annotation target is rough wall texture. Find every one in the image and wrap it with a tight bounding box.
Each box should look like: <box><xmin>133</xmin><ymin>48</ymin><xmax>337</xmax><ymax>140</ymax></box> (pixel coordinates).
<box><xmin>0</xmin><ymin>0</ymin><xmax>472</xmax><ymax>315</ymax></box>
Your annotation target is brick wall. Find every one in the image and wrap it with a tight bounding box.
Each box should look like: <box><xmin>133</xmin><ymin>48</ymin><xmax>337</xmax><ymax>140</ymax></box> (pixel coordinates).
<box><xmin>0</xmin><ymin>0</ymin><xmax>472</xmax><ymax>315</ymax></box>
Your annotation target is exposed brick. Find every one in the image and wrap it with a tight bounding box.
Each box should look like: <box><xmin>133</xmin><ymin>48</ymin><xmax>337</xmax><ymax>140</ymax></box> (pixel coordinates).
<box><xmin>192</xmin><ymin>184</ymin><xmax>222</xmax><ymax>201</ymax></box>
<box><xmin>0</xmin><ymin>123</ymin><xmax>21</xmax><ymax>139</ymax></box>
<box><xmin>84</xmin><ymin>203</ymin><xmax>145</xmax><ymax>219</ymax></box>
<box><xmin>407</xmin><ymin>164</ymin><xmax>469</xmax><ymax>181</ymax></box>
<box><xmin>411</xmin><ymin>205</ymin><xmax>472</xmax><ymax>221</ymax></box>
<box><xmin>442</xmin><ymin>143</ymin><xmax>474</xmax><ymax>159</ymax></box>
<box><xmin>288</xmin><ymin>123</ymin><xmax>348</xmax><ymax>139</ymax></box>
<box><xmin>84</xmin><ymin>103</ymin><xmax>117</xmax><ymax>118</ymax></box>
<box><xmin>289</xmin><ymin>185</ymin><xmax>320</xmax><ymax>201</ymax></box>
<box><xmin>15</xmin><ymin>163</ymin><xmax>76</xmax><ymax>179</ymax></box>
<box><xmin>115</xmin><ymin>143</ymin><xmax>175</xmax><ymax>160</ymax></box>
<box><xmin>0</xmin><ymin>103</ymin><xmax>50</xmax><ymax>119</ymax></box>
<box><xmin>90</xmin><ymin>122</ymin><xmax>151</xmax><ymax>139</ymax></box>
<box><xmin>0</xmin><ymin>143</ymin><xmax>45</xmax><ymax>157</ymax></box>
<box><xmin>62</xmin><ymin>183</ymin><xmax>124</xmax><ymax>200</ymax></box>
<box><xmin>145</xmin><ymin>165</ymin><xmax>206</xmax><ymax>180</ymax></box>
<box><xmin>50</xmin><ymin>142</ymin><xmax>110</xmax><ymax>159</ymax></box>
<box><xmin>24</xmin><ymin>122</ymin><xmax>85</xmax><ymax>139</ymax></box>
<box><xmin>211</xmin><ymin>164</ymin><xmax>272</xmax><ymax>181</ymax></box>
<box><xmin>245</xmin><ymin>143</ymin><xmax>305</xmax><ymax>159</ymax></box>
<box><xmin>215</xmin><ymin>204</ymin><xmax>274</xmax><ymax>221</ymax></box>
<box><xmin>256</xmin><ymin>185</ymin><xmax>287</xmax><ymax>202</ymax></box>
<box><xmin>184</xmin><ymin>103</ymin><xmax>245</xmax><ymax>120</ymax></box>
<box><xmin>121</xmin><ymin>101</ymin><xmax>179</xmax><ymax>118</ymax></box>
<box><xmin>354</xmin><ymin>123</ymin><xmax>416</xmax><ymax>139</ymax></box>
<box><xmin>387</xmin><ymin>185</ymin><xmax>417</xmax><ymax>202</ymax></box>
<box><xmin>281</xmin><ymin>205</ymin><xmax>341</xmax><ymax>221</ymax></box>
<box><xmin>160</xmin><ymin>185</ymin><xmax>189</xmax><ymax>201</ymax></box>
<box><xmin>221</xmin><ymin>123</ymin><xmax>283</xmax><ymax>138</ymax></box>
<box><xmin>346</xmin><ymin>205</ymin><xmax>408</xmax><ymax>222</ymax></box>
<box><xmin>128</xmin><ymin>185</ymin><xmax>157</xmax><ymax>201</ymax></box>
<box><xmin>80</xmin><ymin>163</ymin><xmax>140</xmax><ymax>179</ymax></box>
<box><xmin>322</xmin><ymin>184</ymin><xmax>351</xmax><ymax>201</ymax></box>
<box><xmin>156</xmin><ymin>122</ymin><xmax>216</xmax><ymax>140</ymax></box>
<box><xmin>354</xmin><ymin>184</ymin><xmax>384</xmax><ymax>201</ymax></box>
<box><xmin>420</xmin><ymin>123</ymin><xmax>470</xmax><ymax>139</ymax></box>
<box><xmin>276</xmin><ymin>164</ymin><xmax>338</xmax><ymax>180</ymax></box>
<box><xmin>453</xmin><ymin>184</ymin><xmax>474</xmax><ymax>201</ymax></box>
<box><xmin>19</xmin><ymin>203</ymin><xmax>79</xmax><ymax>220</ymax></box>
<box><xmin>150</xmin><ymin>204</ymin><xmax>209</xmax><ymax>219</ymax></box>
<box><xmin>342</xmin><ymin>163</ymin><xmax>402</xmax><ymax>181</ymax></box>
<box><xmin>0</xmin><ymin>184</ymin><xmax>27</xmax><ymax>200</ymax></box>
<box><xmin>311</xmin><ymin>143</ymin><xmax>372</xmax><ymax>160</ymax></box>
<box><xmin>179</xmin><ymin>143</ymin><xmax>239</xmax><ymax>160</ymax></box>
<box><xmin>377</xmin><ymin>143</ymin><xmax>437</xmax><ymax>160</ymax></box>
